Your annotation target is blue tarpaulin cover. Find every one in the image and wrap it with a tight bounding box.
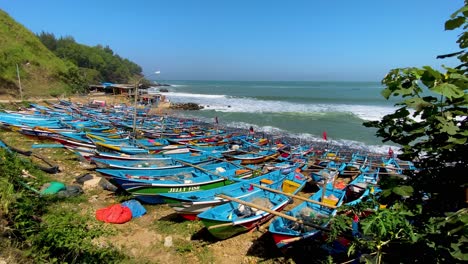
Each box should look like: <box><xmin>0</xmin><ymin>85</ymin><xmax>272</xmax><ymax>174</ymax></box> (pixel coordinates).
<box><xmin>121</xmin><ymin>199</ymin><xmax>146</xmax><ymax>218</ymax></box>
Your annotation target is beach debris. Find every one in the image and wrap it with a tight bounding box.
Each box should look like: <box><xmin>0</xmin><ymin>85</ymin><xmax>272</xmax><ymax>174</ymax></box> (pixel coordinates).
<box><xmin>121</xmin><ymin>199</ymin><xmax>146</xmax><ymax>218</ymax></box>
<box><xmin>57</xmin><ymin>185</ymin><xmax>83</xmax><ymax>198</ymax></box>
<box><xmin>39</xmin><ymin>181</ymin><xmax>83</xmax><ymax>197</ymax></box>
<box><xmin>40</xmin><ymin>181</ymin><xmax>66</xmax><ymax>195</ymax></box>
<box><xmin>164</xmin><ymin>236</ymin><xmax>173</xmax><ymax>247</ymax></box>
<box><xmin>74</xmin><ymin>173</ymin><xmax>117</xmax><ymax>191</ymax></box>
<box><xmin>95</xmin><ymin>204</ymin><xmax>132</xmax><ymax>224</ymax></box>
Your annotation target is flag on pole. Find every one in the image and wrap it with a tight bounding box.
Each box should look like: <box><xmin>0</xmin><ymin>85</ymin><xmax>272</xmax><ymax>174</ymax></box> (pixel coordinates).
<box><xmin>388</xmin><ymin>147</ymin><xmax>394</xmax><ymax>157</ymax></box>
<box><xmin>322</xmin><ymin>131</ymin><xmax>328</xmax><ymax>141</ymax></box>
<box><xmin>215</xmin><ymin>116</ymin><xmax>218</xmax><ymax>124</ymax></box>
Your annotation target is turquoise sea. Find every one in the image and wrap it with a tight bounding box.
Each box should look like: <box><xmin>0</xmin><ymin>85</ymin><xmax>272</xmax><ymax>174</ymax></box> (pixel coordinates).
<box><xmin>149</xmin><ymin>80</ymin><xmax>400</xmax><ymax>153</ymax></box>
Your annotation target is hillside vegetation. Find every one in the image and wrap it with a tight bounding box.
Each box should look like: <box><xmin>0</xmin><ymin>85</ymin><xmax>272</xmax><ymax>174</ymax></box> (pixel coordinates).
<box><xmin>0</xmin><ymin>9</ymin><xmax>144</xmax><ymax>99</ymax></box>
<box><xmin>37</xmin><ymin>32</ymin><xmax>142</xmax><ymax>85</ymax></box>
<box><xmin>0</xmin><ymin>9</ymin><xmax>75</xmax><ymax>98</ymax></box>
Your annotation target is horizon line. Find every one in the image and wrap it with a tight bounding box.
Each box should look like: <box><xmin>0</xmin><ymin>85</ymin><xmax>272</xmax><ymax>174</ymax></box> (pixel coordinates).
<box><xmin>147</xmin><ymin>79</ymin><xmax>381</xmax><ymax>83</ymax></box>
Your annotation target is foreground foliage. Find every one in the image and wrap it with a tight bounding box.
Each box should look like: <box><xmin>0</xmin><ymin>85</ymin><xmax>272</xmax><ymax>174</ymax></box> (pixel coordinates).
<box><xmin>0</xmin><ymin>148</ymin><xmax>124</xmax><ymax>263</ymax></box>
<box><xmin>337</xmin><ymin>2</ymin><xmax>468</xmax><ymax>263</ymax></box>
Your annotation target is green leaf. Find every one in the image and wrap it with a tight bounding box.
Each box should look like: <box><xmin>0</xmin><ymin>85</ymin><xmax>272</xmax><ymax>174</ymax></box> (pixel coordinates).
<box><xmin>450</xmin><ymin>5</ymin><xmax>468</xmax><ymax>18</ymax></box>
<box><xmin>460</xmin><ymin>213</ymin><xmax>468</xmax><ymax>224</ymax></box>
<box><xmin>447</xmin><ymin>137</ymin><xmax>467</xmax><ymax>144</ymax></box>
<box><xmin>381</xmin><ymin>88</ymin><xmax>392</xmax><ymax>99</ymax></box>
<box><xmin>381</xmin><ymin>189</ymin><xmax>392</xmax><ymax>197</ymax></box>
<box><xmin>392</xmin><ymin>185</ymin><xmax>414</xmax><ymax>197</ymax></box>
<box><xmin>449</xmin><ymin>73</ymin><xmax>468</xmax><ymax>82</ymax></box>
<box><xmin>403</xmin><ymin>97</ymin><xmax>433</xmax><ymax>110</ymax></box>
<box><xmin>422</xmin><ymin>66</ymin><xmax>442</xmax><ymax>79</ymax></box>
<box><xmin>436</xmin><ymin>118</ymin><xmax>460</xmax><ymax>135</ymax></box>
<box><xmin>450</xmin><ymin>242</ymin><xmax>468</xmax><ymax>261</ymax></box>
<box><xmin>445</xmin><ymin>16</ymin><xmax>466</xmax><ymax>30</ymax></box>
<box><xmin>431</xmin><ymin>83</ymin><xmax>465</xmax><ymax>100</ymax></box>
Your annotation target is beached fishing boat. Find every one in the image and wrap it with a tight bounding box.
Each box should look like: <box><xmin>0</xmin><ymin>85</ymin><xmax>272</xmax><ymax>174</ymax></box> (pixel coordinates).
<box><xmin>92</xmin><ymin>157</ymin><xmax>182</xmax><ymax>170</ymax></box>
<box><xmin>97</xmin><ymin>161</ymin><xmax>256</xmax><ymax>203</ymax></box>
<box><xmin>135</xmin><ymin>138</ymin><xmax>188</xmax><ymax>152</ymax></box>
<box><xmin>160</xmin><ymin>165</ymin><xmax>304</xmax><ymax>220</ymax></box>
<box><xmin>224</xmin><ymin>149</ymin><xmax>280</xmax><ymax>165</ymax></box>
<box><xmin>87</xmin><ymin>133</ymin><xmax>149</xmax><ymax>155</ymax></box>
<box><xmin>91</xmin><ymin>151</ymin><xmax>217</xmax><ymax>169</ymax></box>
<box><xmin>197</xmin><ymin>171</ymin><xmax>306</xmax><ymax>239</ymax></box>
<box><xmin>308</xmin><ymin>161</ymin><xmax>343</xmax><ymax>183</ymax></box>
<box><xmin>268</xmin><ymin>174</ymin><xmax>380</xmax><ymax>248</ymax></box>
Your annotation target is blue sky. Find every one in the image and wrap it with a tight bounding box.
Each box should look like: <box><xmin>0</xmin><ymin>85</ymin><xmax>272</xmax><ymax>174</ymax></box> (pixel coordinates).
<box><xmin>1</xmin><ymin>0</ymin><xmax>464</xmax><ymax>81</ymax></box>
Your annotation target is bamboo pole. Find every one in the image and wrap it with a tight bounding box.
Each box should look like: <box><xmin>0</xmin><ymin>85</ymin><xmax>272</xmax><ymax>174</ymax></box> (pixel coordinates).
<box><xmin>207</xmin><ymin>222</ymin><xmax>235</xmax><ymax>230</ymax></box>
<box><xmin>248</xmin><ymin>183</ymin><xmax>337</xmax><ymax>209</ymax></box>
<box><xmin>216</xmin><ymin>194</ymin><xmax>330</xmax><ymax>232</ymax></box>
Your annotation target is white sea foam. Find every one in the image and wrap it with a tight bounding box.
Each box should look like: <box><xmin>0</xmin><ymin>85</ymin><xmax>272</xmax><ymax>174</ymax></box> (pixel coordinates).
<box><xmin>219</xmin><ymin>121</ymin><xmax>399</xmax><ymax>154</ymax></box>
<box><xmin>164</xmin><ymin>92</ymin><xmax>226</xmax><ymax>99</ymax></box>
<box><xmin>164</xmin><ymin>91</ymin><xmax>396</xmax><ymax>121</ymax></box>
<box><xmin>168</xmin><ymin>113</ymin><xmax>400</xmax><ymax>154</ymax></box>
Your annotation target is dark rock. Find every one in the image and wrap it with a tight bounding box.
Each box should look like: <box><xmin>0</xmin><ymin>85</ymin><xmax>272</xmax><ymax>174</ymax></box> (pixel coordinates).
<box><xmin>170</xmin><ymin>102</ymin><xmax>204</xmax><ymax>110</ymax></box>
<box><xmin>159</xmin><ymin>88</ymin><xmax>169</xmax><ymax>92</ymax></box>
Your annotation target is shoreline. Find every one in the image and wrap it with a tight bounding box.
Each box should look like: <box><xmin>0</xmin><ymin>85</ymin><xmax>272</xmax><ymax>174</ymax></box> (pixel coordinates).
<box><xmin>0</xmin><ymin>94</ymin><xmax>391</xmax><ymax>156</ymax></box>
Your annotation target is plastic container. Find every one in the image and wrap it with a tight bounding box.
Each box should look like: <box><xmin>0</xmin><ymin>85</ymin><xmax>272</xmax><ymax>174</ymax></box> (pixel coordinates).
<box><xmin>282</xmin><ymin>179</ymin><xmax>301</xmax><ymax>194</ymax></box>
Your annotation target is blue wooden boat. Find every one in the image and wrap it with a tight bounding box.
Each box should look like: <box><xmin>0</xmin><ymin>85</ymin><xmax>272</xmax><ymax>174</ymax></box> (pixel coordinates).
<box><xmin>92</xmin><ymin>157</ymin><xmax>182</xmax><ymax>170</ymax></box>
<box><xmin>91</xmin><ymin>152</ymin><xmax>216</xmax><ymax>170</ymax></box>
<box><xmin>224</xmin><ymin>149</ymin><xmax>280</xmax><ymax>165</ymax></box>
<box><xmin>197</xmin><ymin>170</ymin><xmax>307</xmax><ymax>239</ymax></box>
<box><xmin>268</xmin><ymin>174</ymin><xmax>381</xmax><ymax>248</ymax></box>
<box><xmin>160</xmin><ymin>166</ymin><xmax>304</xmax><ymax>220</ymax></box>
<box><xmin>97</xmin><ymin>161</ymin><xmax>257</xmax><ymax>204</ymax></box>
<box><xmin>86</xmin><ymin>132</ymin><xmax>150</xmax><ymax>155</ymax></box>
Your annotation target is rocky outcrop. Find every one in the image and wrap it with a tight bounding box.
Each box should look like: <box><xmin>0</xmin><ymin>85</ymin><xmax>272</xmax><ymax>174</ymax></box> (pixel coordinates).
<box><xmin>169</xmin><ymin>102</ymin><xmax>204</xmax><ymax>110</ymax></box>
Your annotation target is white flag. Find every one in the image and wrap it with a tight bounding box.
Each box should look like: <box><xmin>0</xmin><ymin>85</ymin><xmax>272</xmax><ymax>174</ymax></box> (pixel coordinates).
<box><xmin>155</xmin><ymin>71</ymin><xmax>161</xmax><ymax>74</ymax></box>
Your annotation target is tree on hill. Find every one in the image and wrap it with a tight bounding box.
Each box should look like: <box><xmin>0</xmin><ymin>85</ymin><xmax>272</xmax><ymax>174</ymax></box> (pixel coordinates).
<box><xmin>37</xmin><ymin>32</ymin><xmax>143</xmax><ymax>84</ymax></box>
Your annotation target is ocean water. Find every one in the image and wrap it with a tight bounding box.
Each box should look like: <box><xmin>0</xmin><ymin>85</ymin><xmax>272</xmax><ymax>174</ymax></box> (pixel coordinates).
<box><xmin>148</xmin><ymin>81</ymin><xmax>400</xmax><ymax>153</ymax></box>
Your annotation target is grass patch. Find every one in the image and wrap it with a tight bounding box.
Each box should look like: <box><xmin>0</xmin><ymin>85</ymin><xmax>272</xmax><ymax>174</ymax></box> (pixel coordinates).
<box><xmin>151</xmin><ymin>214</ymin><xmax>204</xmax><ymax>237</ymax></box>
<box><xmin>0</xmin><ymin>143</ymin><xmax>128</xmax><ymax>263</ymax></box>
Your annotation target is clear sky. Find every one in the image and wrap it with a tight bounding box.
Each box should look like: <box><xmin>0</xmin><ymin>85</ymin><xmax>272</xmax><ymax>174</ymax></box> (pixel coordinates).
<box><xmin>1</xmin><ymin>0</ymin><xmax>464</xmax><ymax>81</ymax></box>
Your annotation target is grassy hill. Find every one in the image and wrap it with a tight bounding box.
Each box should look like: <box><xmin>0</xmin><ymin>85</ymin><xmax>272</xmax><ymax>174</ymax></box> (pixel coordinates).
<box><xmin>0</xmin><ymin>9</ymin><xmax>75</xmax><ymax>98</ymax></box>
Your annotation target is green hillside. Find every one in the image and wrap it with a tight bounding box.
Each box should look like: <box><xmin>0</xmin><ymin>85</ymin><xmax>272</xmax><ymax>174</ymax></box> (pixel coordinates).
<box><xmin>0</xmin><ymin>9</ymin><xmax>76</xmax><ymax>98</ymax></box>
<box><xmin>0</xmin><ymin>9</ymin><xmax>144</xmax><ymax>99</ymax></box>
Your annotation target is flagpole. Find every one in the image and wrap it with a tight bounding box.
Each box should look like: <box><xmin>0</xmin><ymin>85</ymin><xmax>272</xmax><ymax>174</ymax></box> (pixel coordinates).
<box><xmin>132</xmin><ymin>71</ymin><xmax>160</xmax><ymax>143</ymax></box>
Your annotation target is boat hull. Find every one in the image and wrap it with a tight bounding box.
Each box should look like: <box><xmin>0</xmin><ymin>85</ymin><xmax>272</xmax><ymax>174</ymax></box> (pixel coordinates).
<box><xmin>201</xmin><ymin>202</ymin><xmax>289</xmax><ymax>240</ymax></box>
